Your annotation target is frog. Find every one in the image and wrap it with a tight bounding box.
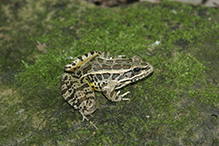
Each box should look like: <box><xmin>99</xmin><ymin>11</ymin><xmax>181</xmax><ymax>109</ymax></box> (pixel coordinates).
<box><xmin>61</xmin><ymin>51</ymin><xmax>153</xmax><ymax>128</ymax></box>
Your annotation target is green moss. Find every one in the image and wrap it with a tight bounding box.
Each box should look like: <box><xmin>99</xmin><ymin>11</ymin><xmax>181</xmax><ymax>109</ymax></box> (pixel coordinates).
<box><xmin>1</xmin><ymin>0</ymin><xmax>219</xmax><ymax>145</ymax></box>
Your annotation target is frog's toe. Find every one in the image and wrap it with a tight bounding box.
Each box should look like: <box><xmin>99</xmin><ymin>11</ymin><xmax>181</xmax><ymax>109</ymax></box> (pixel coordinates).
<box><xmin>118</xmin><ymin>91</ymin><xmax>130</xmax><ymax>101</ymax></box>
<box><xmin>121</xmin><ymin>98</ymin><xmax>130</xmax><ymax>101</ymax></box>
<box><xmin>82</xmin><ymin>115</ymin><xmax>89</xmax><ymax>122</ymax></box>
<box><xmin>120</xmin><ymin>91</ymin><xmax>130</xmax><ymax>97</ymax></box>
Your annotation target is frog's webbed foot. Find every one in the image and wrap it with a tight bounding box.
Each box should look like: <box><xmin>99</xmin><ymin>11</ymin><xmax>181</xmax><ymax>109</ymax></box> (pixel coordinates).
<box><xmin>80</xmin><ymin>112</ymin><xmax>98</xmax><ymax>129</ymax></box>
<box><xmin>81</xmin><ymin>114</ymin><xmax>89</xmax><ymax>122</ymax></box>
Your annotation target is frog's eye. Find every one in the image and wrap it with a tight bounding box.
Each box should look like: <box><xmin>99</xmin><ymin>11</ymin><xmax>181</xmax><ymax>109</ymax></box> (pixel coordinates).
<box><xmin>133</xmin><ymin>67</ymin><xmax>141</xmax><ymax>72</ymax></box>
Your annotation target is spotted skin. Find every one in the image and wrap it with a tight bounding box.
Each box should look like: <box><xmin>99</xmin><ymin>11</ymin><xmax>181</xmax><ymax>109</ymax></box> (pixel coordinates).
<box><xmin>61</xmin><ymin>51</ymin><xmax>154</xmax><ymax>128</ymax></box>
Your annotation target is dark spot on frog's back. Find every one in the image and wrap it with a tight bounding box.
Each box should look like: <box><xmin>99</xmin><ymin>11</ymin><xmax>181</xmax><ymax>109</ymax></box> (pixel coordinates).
<box><xmin>93</xmin><ymin>64</ymin><xmax>101</xmax><ymax>71</ymax></box>
<box><xmin>96</xmin><ymin>74</ymin><xmax>102</xmax><ymax>80</ymax></box>
<box><xmin>81</xmin><ymin>83</ymin><xmax>89</xmax><ymax>88</ymax></box>
<box><xmin>115</xmin><ymin>58</ymin><xmax>132</xmax><ymax>63</ymax></box>
<box><xmin>113</xmin><ymin>64</ymin><xmax>121</xmax><ymax>69</ymax></box>
<box><xmin>80</xmin><ymin>77</ymin><xmax>84</xmax><ymax>84</ymax></box>
<box><xmin>106</xmin><ymin>60</ymin><xmax>113</xmax><ymax>64</ymax></box>
<box><xmin>123</xmin><ymin>65</ymin><xmax>131</xmax><ymax>69</ymax></box>
<box><xmin>112</xmin><ymin>73</ymin><xmax>120</xmax><ymax>80</ymax></box>
<box><xmin>72</xmin><ymin>62</ymin><xmax>76</xmax><ymax>66</ymax></box>
<box><xmin>67</xmin><ymin>84</ymin><xmax>72</xmax><ymax>89</ymax></box>
<box><xmin>97</xmin><ymin>58</ymin><xmax>104</xmax><ymax>63</ymax></box>
<box><xmin>85</xmin><ymin>90</ymin><xmax>93</xmax><ymax>94</ymax></box>
<box><xmin>68</xmin><ymin>88</ymin><xmax>73</xmax><ymax>94</ymax></box>
<box><xmin>98</xmin><ymin>82</ymin><xmax>101</xmax><ymax>87</ymax></box>
<box><xmin>103</xmin><ymin>73</ymin><xmax>111</xmax><ymax>79</ymax></box>
<box><xmin>69</xmin><ymin>81</ymin><xmax>74</xmax><ymax>87</ymax></box>
<box><xmin>90</xmin><ymin>57</ymin><xmax>96</xmax><ymax>62</ymax></box>
<box><xmin>83</xmin><ymin>64</ymin><xmax>92</xmax><ymax>74</ymax></box>
<box><xmin>77</xmin><ymin>71</ymin><xmax>81</xmax><ymax>76</ymax></box>
<box><xmin>66</xmin><ymin>93</ymin><xmax>75</xmax><ymax>102</ymax></box>
<box><xmin>63</xmin><ymin>75</ymin><xmax>68</xmax><ymax>81</ymax></box>
<box><xmin>78</xmin><ymin>56</ymin><xmax>83</xmax><ymax>61</ymax></box>
<box><xmin>93</xmin><ymin>76</ymin><xmax>98</xmax><ymax>82</ymax></box>
<box><xmin>87</xmin><ymin>74</ymin><xmax>94</xmax><ymax>81</ymax></box>
<box><xmin>90</xmin><ymin>51</ymin><xmax>94</xmax><ymax>55</ymax></box>
<box><xmin>102</xmin><ymin>64</ymin><xmax>111</xmax><ymax>69</ymax></box>
<box><xmin>76</xmin><ymin>99</ymin><xmax>81</xmax><ymax>106</ymax></box>
<box><xmin>85</xmin><ymin>53</ymin><xmax>88</xmax><ymax>57</ymax></box>
<box><xmin>62</xmin><ymin>89</ymin><xmax>67</xmax><ymax>95</ymax></box>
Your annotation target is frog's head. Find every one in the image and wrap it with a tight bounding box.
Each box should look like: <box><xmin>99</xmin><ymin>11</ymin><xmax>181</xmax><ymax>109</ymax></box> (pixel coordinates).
<box><xmin>115</xmin><ymin>62</ymin><xmax>154</xmax><ymax>90</ymax></box>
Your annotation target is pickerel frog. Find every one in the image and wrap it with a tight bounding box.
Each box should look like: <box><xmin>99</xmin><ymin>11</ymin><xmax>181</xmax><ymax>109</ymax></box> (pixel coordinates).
<box><xmin>61</xmin><ymin>51</ymin><xmax>153</xmax><ymax>128</ymax></box>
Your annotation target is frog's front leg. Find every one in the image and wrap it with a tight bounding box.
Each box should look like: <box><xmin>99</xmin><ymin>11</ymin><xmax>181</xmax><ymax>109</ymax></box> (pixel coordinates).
<box><xmin>101</xmin><ymin>80</ymin><xmax>130</xmax><ymax>102</ymax></box>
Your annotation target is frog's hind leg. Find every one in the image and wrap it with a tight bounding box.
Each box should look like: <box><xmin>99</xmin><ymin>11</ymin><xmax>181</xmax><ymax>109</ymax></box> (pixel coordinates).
<box><xmin>78</xmin><ymin>89</ymin><xmax>98</xmax><ymax>129</ymax></box>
